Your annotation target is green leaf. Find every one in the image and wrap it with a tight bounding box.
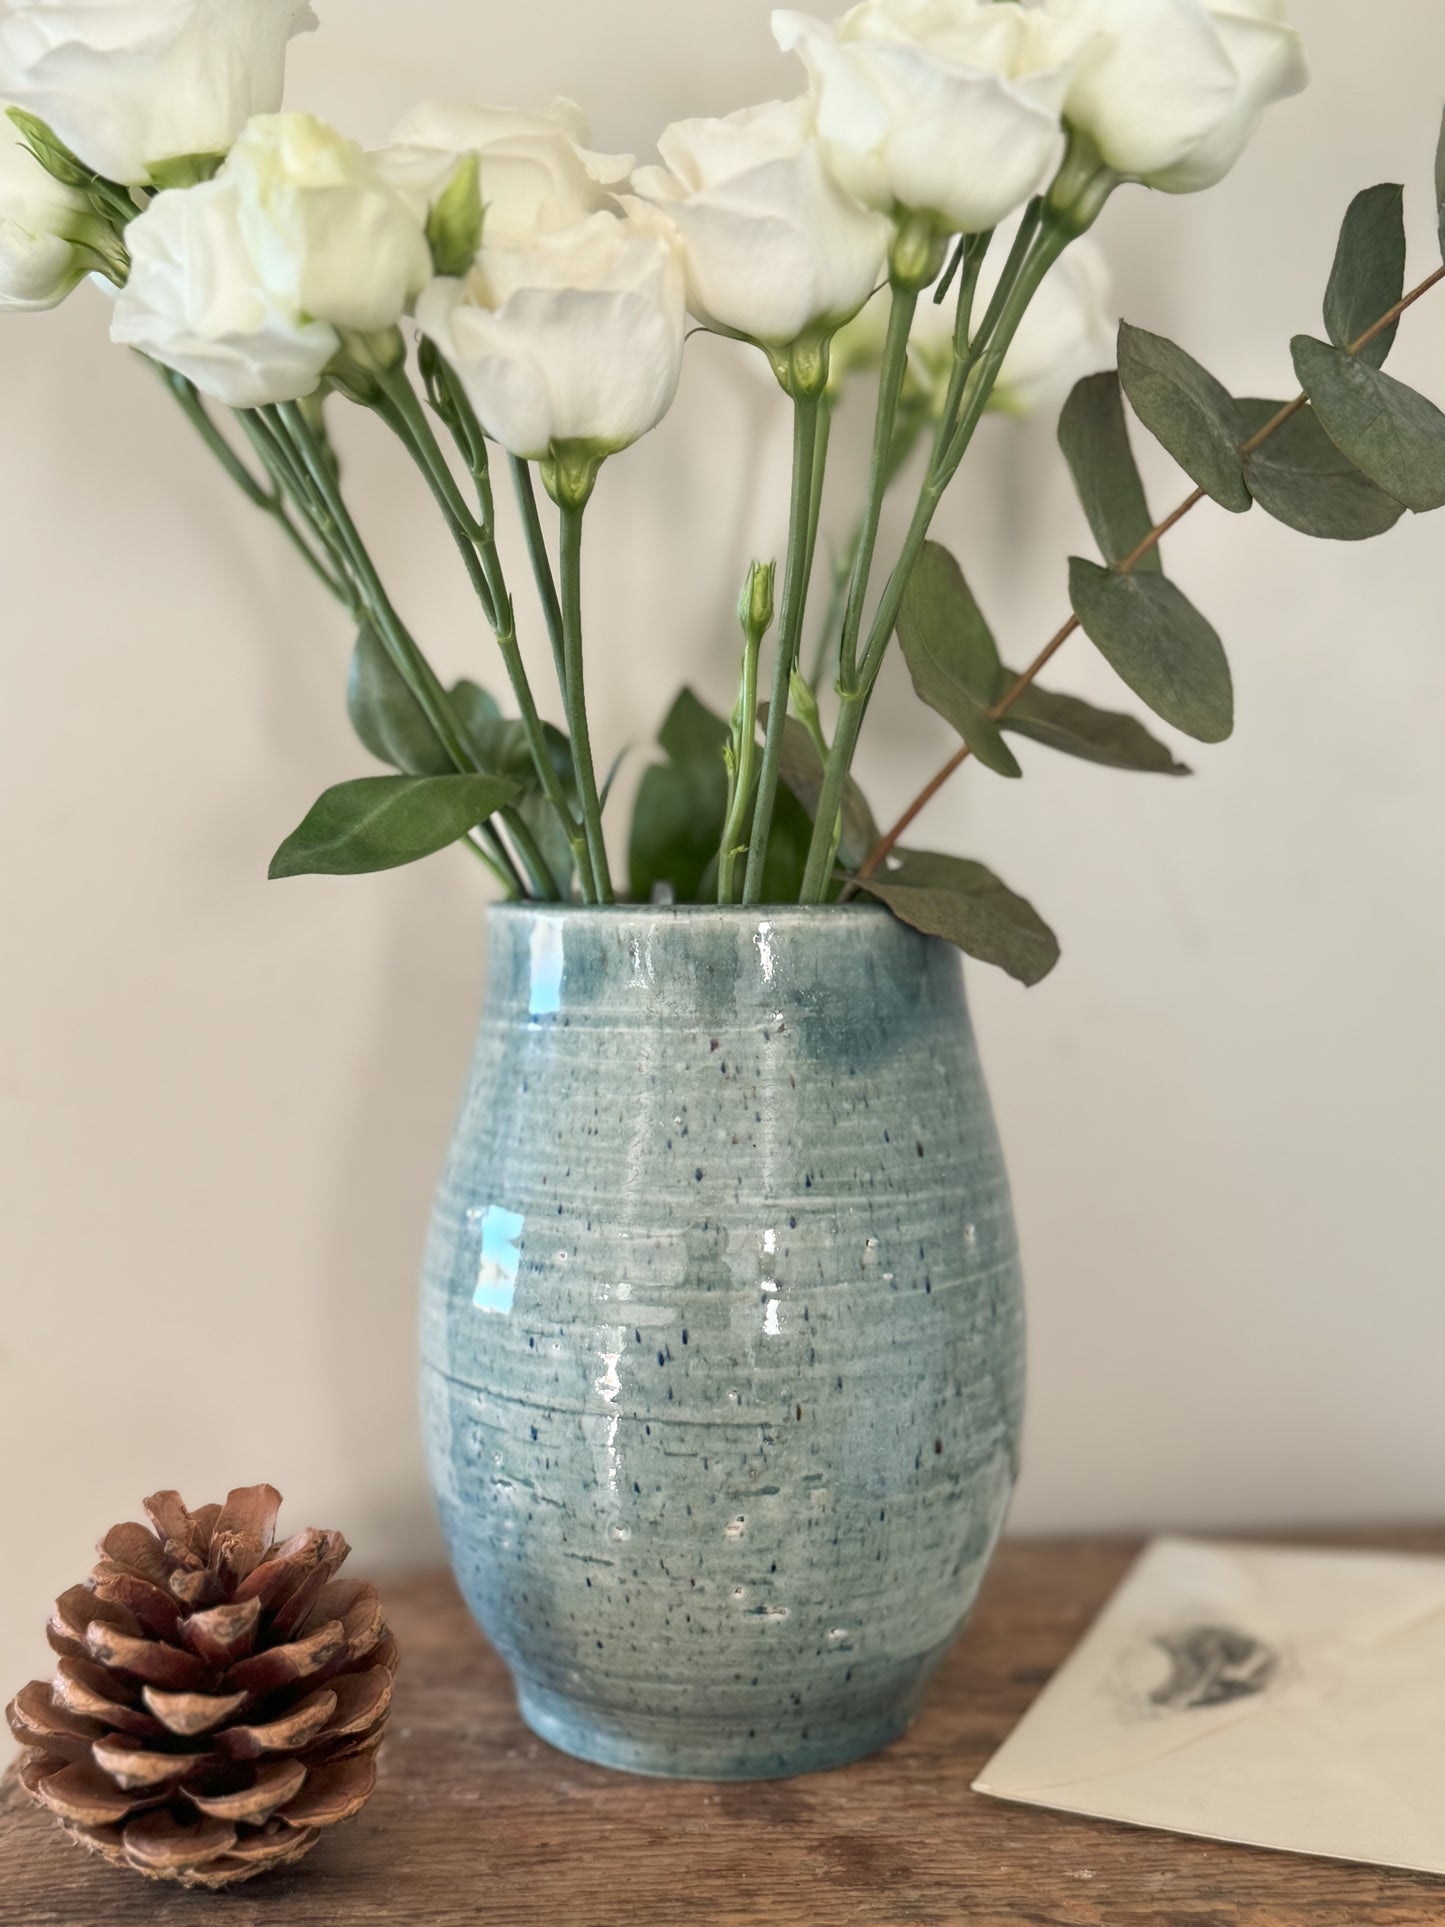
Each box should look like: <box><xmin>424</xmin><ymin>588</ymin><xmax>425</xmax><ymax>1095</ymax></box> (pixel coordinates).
<box><xmin>449</xmin><ymin>678</ymin><xmax>504</xmax><ymax>745</ymax></box>
<box><xmin>1000</xmin><ymin>679</ymin><xmax>1191</xmax><ymax>775</ymax></box>
<box><xmin>1058</xmin><ymin>371</ymin><xmax>1163</xmax><ymax>574</ymax></box>
<box><xmin>629</xmin><ymin>691</ymin><xmax>811</xmax><ymax>903</ymax></box>
<box><xmin>1117</xmin><ymin>322</ymin><xmax>1251</xmax><ymax>513</ymax></box>
<box><xmin>1324</xmin><ymin>184</ymin><xmax>1405</xmax><ymax>370</ymax></box>
<box><xmin>628</xmin><ymin>691</ymin><xmax>730</xmax><ymax>904</ymax></box>
<box><xmin>896</xmin><ymin>543</ymin><xmax>1020</xmax><ymax>778</ymax></box>
<box><xmin>1237</xmin><ymin>398</ymin><xmax>1406</xmax><ymax>540</ymax></box>
<box><xmin>1292</xmin><ymin>334</ymin><xmax>1445</xmax><ymax>514</ymax></box>
<box><xmin>1068</xmin><ymin>557</ymin><xmax>1234</xmax><ymax>744</ymax></box>
<box><xmin>269</xmin><ymin>774</ymin><xmax>520</xmax><ymax>880</ymax></box>
<box><xmin>763</xmin><ymin>707</ymin><xmax>881</xmax><ymax>870</ymax></box>
<box><xmin>347</xmin><ymin>626</ymin><xmax>453</xmax><ymax>776</ymax></box>
<box><xmin>857</xmin><ymin>851</ymin><xmax>1060</xmax><ymax>987</ymax></box>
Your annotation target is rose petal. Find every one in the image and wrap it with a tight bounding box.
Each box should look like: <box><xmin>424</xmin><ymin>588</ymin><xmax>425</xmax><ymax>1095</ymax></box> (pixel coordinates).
<box><xmin>179</xmin><ymin>1596</ymin><xmax>261</xmax><ymax>1669</ymax></box>
<box><xmin>121</xmin><ymin>1808</ymin><xmax>238</xmax><ymax>1872</ymax></box>
<box><xmin>218</xmin><ymin>1686</ymin><xmax>337</xmax><ymax>1760</ymax></box>
<box><xmin>227</xmin><ymin>1618</ymin><xmax>345</xmax><ymax>1696</ymax></box>
<box><xmin>91</xmin><ymin>1733</ymin><xmax>213</xmax><ymax>1791</ymax></box>
<box><xmin>143</xmin><ymin>1685</ymin><xmax>248</xmax><ymax>1737</ymax></box>
<box><xmin>185</xmin><ymin>1757</ymin><xmax>307</xmax><ymax>1823</ymax></box>
<box><xmin>85</xmin><ymin>1622</ymin><xmax>209</xmax><ymax>1690</ymax></box>
<box><xmin>278</xmin><ymin>1753</ymin><xmax>377</xmax><ymax>1830</ymax></box>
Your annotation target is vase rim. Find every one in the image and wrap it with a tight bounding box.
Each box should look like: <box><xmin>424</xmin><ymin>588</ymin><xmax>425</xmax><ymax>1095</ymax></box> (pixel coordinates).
<box><xmin>487</xmin><ymin>901</ymin><xmax>896</xmax><ymax>921</ymax></box>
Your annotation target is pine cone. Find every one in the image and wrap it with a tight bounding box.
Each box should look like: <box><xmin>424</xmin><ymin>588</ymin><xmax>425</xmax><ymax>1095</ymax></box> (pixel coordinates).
<box><xmin>5</xmin><ymin>1486</ymin><xmax>397</xmax><ymax>1890</ymax></box>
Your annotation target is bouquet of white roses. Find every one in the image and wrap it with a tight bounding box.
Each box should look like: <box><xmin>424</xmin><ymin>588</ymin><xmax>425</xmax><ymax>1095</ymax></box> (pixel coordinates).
<box><xmin>3</xmin><ymin>0</ymin><xmax>1443</xmax><ymax>984</ymax></box>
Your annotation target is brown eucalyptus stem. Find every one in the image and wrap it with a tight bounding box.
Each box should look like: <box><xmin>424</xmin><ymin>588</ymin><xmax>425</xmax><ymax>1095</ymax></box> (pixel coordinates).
<box><xmin>845</xmin><ymin>263</ymin><xmax>1445</xmax><ymax>896</ymax></box>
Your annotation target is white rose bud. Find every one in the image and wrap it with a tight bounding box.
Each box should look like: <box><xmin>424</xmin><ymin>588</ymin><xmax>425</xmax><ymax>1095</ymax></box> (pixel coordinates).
<box><xmin>377</xmin><ymin>99</ymin><xmax>631</xmax><ymax>252</ymax></box>
<box><xmin>416</xmin><ymin>208</ymin><xmax>686</xmax><ymax>467</ymax></box>
<box><xmin>772</xmin><ymin>1</ymin><xmax>1069</xmax><ymax>239</ymax></box>
<box><xmin>0</xmin><ymin>0</ymin><xmax>318</xmax><ymax>187</ymax></box>
<box><xmin>1039</xmin><ymin>0</ymin><xmax>1307</xmax><ymax>193</ymax></box>
<box><xmin>225</xmin><ymin>114</ymin><xmax>433</xmax><ymax>334</ymax></box>
<box><xmin>111</xmin><ymin>172</ymin><xmax>338</xmax><ymax>407</ymax></box>
<box><xmin>0</xmin><ymin>111</ymin><xmax>100</xmax><ymax>309</ymax></box>
<box><xmin>632</xmin><ymin>97</ymin><xmax>889</xmax><ymax>348</ymax></box>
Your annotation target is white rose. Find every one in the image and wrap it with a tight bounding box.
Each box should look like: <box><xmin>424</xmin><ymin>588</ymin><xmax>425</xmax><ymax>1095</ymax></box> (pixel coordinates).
<box><xmin>376</xmin><ymin>99</ymin><xmax>631</xmax><ymax>249</ymax></box>
<box><xmin>772</xmin><ymin>0</ymin><xmax>1069</xmax><ymax>235</ymax></box>
<box><xmin>111</xmin><ymin>174</ymin><xmax>338</xmax><ymax>408</ymax></box>
<box><xmin>0</xmin><ymin>0</ymin><xmax>317</xmax><ymax>187</ymax></box>
<box><xmin>226</xmin><ymin>114</ymin><xmax>432</xmax><ymax>333</ymax></box>
<box><xmin>416</xmin><ymin>209</ymin><xmax>685</xmax><ymax>463</ymax></box>
<box><xmin>0</xmin><ymin>110</ymin><xmax>96</xmax><ymax>308</ymax></box>
<box><xmin>1038</xmin><ymin>0</ymin><xmax>1307</xmax><ymax>192</ymax></box>
<box><xmin>631</xmin><ymin>96</ymin><xmax>889</xmax><ymax>347</ymax></box>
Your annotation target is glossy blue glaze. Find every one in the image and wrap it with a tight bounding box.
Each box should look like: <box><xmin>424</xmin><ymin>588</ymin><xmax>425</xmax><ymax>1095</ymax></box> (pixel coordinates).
<box><xmin>420</xmin><ymin>905</ymin><xmax>1024</xmax><ymax>1781</ymax></box>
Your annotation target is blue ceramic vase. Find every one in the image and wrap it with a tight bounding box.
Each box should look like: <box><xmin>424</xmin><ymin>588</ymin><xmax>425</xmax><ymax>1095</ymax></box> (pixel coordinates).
<box><xmin>420</xmin><ymin>904</ymin><xmax>1024</xmax><ymax>1781</ymax></box>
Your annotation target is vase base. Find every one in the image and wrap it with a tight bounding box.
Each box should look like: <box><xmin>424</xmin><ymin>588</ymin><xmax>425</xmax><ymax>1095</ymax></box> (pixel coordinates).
<box><xmin>514</xmin><ymin>1677</ymin><xmax>922</xmax><ymax>1783</ymax></box>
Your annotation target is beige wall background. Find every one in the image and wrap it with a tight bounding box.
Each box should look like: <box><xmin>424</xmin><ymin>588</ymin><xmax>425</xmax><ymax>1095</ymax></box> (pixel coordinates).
<box><xmin>3</xmin><ymin>0</ymin><xmax>1443</xmax><ymax>1726</ymax></box>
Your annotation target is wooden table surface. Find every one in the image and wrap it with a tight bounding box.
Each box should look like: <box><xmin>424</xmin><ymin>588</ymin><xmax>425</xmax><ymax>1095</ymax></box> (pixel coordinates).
<box><xmin>4</xmin><ymin>1533</ymin><xmax>1443</xmax><ymax>1927</ymax></box>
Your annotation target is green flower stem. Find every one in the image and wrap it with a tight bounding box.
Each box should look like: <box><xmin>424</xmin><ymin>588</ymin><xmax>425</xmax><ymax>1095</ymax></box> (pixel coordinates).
<box><xmin>377</xmin><ymin>362</ymin><xmax>486</xmax><ymax>545</ymax></box>
<box><xmin>159</xmin><ymin>370</ymin><xmax>352</xmax><ymax>606</ymax></box>
<box><xmin>274</xmin><ymin>400</ymin><xmax>528</xmax><ymax>899</ymax></box>
<box><xmin>508</xmin><ymin>455</ymin><xmax>567</xmax><ymax>696</ymax></box>
<box><xmin>557</xmin><ymin>501</ymin><xmax>613</xmax><ymax>904</ymax></box>
<box><xmin>718</xmin><ymin>626</ymin><xmax>764</xmax><ymax>907</ymax></box>
<box><xmin>798</xmin><ymin>218</ymin><xmax>1073</xmax><ymax>903</ymax></box>
<box><xmin>499</xmin><ymin>804</ymin><xmax>562</xmax><ymax>901</ymax></box>
<box><xmin>374</xmin><ymin>373</ymin><xmax>587</xmax><ymax>898</ymax></box>
<box><xmin>837</xmin><ymin>286</ymin><xmax>919</xmax><ymax>690</ymax></box>
<box><xmin>743</xmin><ymin>390</ymin><xmax>824</xmax><ymax>906</ymax></box>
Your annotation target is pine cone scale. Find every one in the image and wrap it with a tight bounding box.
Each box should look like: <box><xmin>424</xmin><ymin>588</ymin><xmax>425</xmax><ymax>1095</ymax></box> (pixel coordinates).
<box><xmin>7</xmin><ymin>1486</ymin><xmax>396</xmax><ymax>1890</ymax></box>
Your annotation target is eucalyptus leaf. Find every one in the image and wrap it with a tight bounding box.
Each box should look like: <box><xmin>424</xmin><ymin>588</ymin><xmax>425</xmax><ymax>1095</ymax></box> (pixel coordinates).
<box><xmin>1118</xmin><ymin>322</ymin><xmax>1251</xmax><ymax>513</ymax></box>
<box><xmin>857</xmin><ymin>850</ymin><xmax>1060</xmax><ymax>987</ymax></box>
<box><xmin>1068</xmin><ymin>557</ymin><xmax>1234</xmax><ymax>745</ymax></box>
<box><xmin>1292</xmin><ymin>334</ymin><xmax>1445</xmax><ymax>514</ymax></box>
<box><xmin>1000</xmin><ymin>679</ymin><xmax>1191</xmax><ymax>775</ymax></box>
<box><xmin>270</xmin><ymin>773</ymin><xmax>520</xmax><ymax>879</ymax></box>
<box><xmin>1057</xmin><ymin>371</ymin><xmax>1163</xmax><ymax>573</ymax></box>
<box><xmin>897</xmin><ymin>543</ymin><xmax>1020</xmax><ymax>778</ymax></box>
<box><xmin>1237</xmin><ymin>398</ymin><xmax>1406</xmax><ymax>540</ymax></box>
<box><xmin>762</xmin><ymin>707</ymin><xmax>882</xmax><ymax>870</ymax></box>
<box><xmin>1324</xmin><ymin>184</ymin><xmax>1405</xmax><ymax>369</ymax></box>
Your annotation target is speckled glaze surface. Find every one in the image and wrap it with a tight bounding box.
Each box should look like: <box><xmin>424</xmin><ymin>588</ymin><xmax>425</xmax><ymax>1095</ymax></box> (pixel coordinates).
<box><xmin>420</xmin><ymin>905</ymin><xmax>1024</xmax><ymax>1781</ymax></box>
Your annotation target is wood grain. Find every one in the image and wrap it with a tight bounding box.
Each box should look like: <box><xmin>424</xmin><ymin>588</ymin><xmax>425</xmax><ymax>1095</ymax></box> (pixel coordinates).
<box><xmin>4</xmin><ymin>1534</ymin><xmax>1443</xmax><ymax>1927</ymax></box>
